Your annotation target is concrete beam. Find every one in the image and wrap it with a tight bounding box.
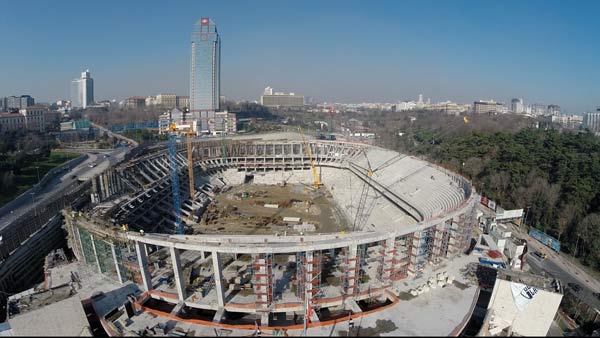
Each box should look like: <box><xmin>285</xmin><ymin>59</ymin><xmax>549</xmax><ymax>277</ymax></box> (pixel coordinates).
<box><xmin>170</xmin><ymin>247</ymin><xmax>186</xmax><ymax>301</ymax></box>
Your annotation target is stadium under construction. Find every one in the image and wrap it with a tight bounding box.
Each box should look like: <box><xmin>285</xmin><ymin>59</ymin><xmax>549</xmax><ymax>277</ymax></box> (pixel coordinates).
<box><xmin>6</xmin><ymin>132</ymin><xmax>481</xmax><ymax>336</ymax></box>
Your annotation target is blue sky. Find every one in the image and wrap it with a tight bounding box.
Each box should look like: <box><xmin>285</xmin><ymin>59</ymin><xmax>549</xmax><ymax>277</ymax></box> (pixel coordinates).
<box><xmin>1</xmin><ymin>0</ymin><xmax>599</xmax><ymax>113</ymax></box>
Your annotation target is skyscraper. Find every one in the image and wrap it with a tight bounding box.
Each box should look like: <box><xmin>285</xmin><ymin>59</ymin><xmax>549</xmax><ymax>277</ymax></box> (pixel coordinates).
<box><xmin>190</xmin><ymin>17</ymin><xmax>221</xmax><ymax>114</ymax></box>
<box><xmin>71</xmin><ymin>69</ymin><xmax>94</xmax><ymax>109</ymax></box>
<box><xmin>511</xmin><ymin>98</ymin><xmax>524</xmax><ymax>114</ymax></box>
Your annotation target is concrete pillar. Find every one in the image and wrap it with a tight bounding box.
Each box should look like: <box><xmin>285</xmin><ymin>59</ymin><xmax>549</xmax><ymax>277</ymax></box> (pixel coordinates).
<box><xmin>89</xmin><ymin>234</ymin><xmax>102</xmax><ymax>273</ymax></box>
<box><xmin>200</xmin><ymin>251</ymin><xmax>206</xmax><ymax>260</ymax></box>
<box><xmin>111</xmin><ymin>243</ymin><xmax>124</xmax><ymax>283</ymax></box>
<box><xmin>212</xmin><ymin>251</ymin><xmax>226</xmax><ymax>307</ymax></box>
<box><xmin>170</xmin><ymin>247</ymin><xmax>186</xmax><ymax>301</ymax></box>
<box><xmin>75</xmin><ymin>227</ymin><xmax>86</xmax><ymax>264</ymax></box>
<box><xmin>135</xmin><ymin>241</ymin><xmax>153</xmax><ymax>292</ymax></box>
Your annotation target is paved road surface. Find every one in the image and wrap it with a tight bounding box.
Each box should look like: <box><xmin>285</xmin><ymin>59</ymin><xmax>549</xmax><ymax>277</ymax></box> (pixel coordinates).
<box><xmin>0</xmin><ymin>125</ymin><xmax>136</xmax><ymax>231</ymax></box>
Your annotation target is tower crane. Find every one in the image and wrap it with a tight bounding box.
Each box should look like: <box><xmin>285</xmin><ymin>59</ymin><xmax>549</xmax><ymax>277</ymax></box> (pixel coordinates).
<box><xmin>352</xmin><ymin>152</ymin><xmax>404</xmax><ymax>231</ymax></box>
<box><xmin>299</xmin><ymin>126</ymin><xmax>322</xmax><ymax>188</ymax></box>
<box><xmin>167</xmin><ymin>110</ymin><xmax>196</xmax><ymax>234</ymax></box>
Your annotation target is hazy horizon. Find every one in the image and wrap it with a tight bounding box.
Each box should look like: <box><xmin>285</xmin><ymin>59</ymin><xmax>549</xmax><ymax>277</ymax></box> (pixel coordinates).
<box><xmin>1</xmin><ymin>0</ymin><xmax>599</xmax><ymax>113</ymax></box>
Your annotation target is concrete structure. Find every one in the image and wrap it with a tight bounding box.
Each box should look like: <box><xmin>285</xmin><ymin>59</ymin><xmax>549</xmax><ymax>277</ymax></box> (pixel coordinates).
<box><xmin>60</xmin><ymin>134</ymin><xmax>477</xmax><ymax>330</ymax></box>
<box><xmin>71</xmin><ymin>69</ymin><xmax>94</xmax><ymax>109</ymax></box>
<box><xmin>190</xmin><ymin>17</ymin><xmax>220</xmax><ymax>113</ymax></box>
<box><xmin>479</xmin><ymin>269</ymin><xmax>563</xmax><ymax>336</ymax></box>
<box><xmin>474</xmin><ymin>100</ymin><xmax>504</xmax><ymax>114</ymax></box>
<box><xmin>261</xmin><ymin>87</ymin><xmax>305</xmax><ymax>107</ymax></box>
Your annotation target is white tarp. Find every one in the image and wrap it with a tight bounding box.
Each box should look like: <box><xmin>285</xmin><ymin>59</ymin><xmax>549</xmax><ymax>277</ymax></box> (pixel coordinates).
<box><xmin>511</xmin><ymin>282</ymin><xmax>539</xmax><ymax>312</ymax></box>
<box><xmin>497</xmin><ymin>209</ymin><xmax>524</xmax><ymax>221</ymax></box>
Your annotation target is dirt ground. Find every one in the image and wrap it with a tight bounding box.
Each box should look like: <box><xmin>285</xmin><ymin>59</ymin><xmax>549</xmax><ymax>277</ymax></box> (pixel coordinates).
<box><xmin>193</xmin><ymin>183</ymin><xmax>349</xmax><ymax>235</ymax></box>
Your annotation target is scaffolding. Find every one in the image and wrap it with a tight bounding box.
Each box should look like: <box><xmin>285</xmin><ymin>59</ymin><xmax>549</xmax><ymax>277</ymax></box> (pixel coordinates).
<box><xmin>392</xmin><ymin>235</ymin><xmax>410</xmax><ymax>281</ymax></box>
<box><xmin>252</xmin><ymin>253</ymin><xmax>273</xmax><ymax>314</ymax></box>
<box><xmin>408</xmin><ymin>231</ymin><xmax>428</xmax><ymax>277</ymax></box>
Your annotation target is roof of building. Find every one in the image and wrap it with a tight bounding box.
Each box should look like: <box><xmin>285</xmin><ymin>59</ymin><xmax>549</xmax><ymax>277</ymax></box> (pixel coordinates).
<box><xmin>496</xmin><ymin>268</ymin><xmax>562</xmax><ymax>294</ymax></box>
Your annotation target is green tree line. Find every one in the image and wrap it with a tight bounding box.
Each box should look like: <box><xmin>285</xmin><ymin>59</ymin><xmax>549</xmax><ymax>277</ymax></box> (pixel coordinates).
<box><xmin>408</xmin><ymin>128</ymin><xmax>600</xmax><ymax>269</ymax></box>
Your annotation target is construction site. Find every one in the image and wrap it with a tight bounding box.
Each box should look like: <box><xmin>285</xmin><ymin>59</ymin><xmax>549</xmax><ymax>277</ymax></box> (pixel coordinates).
<box><xmin>3</xmin><ymin>131</ymin><xmax>481</xmax><ymax>336</ymax></box>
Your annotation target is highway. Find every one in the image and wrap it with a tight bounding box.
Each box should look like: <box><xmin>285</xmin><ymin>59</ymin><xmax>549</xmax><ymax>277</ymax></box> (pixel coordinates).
<box><xmin>0</xmin><ymin>125</ymin><xmax>136</xmax><ymax>231</ymax></box>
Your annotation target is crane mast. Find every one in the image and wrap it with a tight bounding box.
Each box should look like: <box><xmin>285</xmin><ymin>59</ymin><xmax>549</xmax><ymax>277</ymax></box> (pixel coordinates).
<box><xmin>299</xmin><ymin>127</ymin><xmax>321</xmax><ymax>187</ymax></box>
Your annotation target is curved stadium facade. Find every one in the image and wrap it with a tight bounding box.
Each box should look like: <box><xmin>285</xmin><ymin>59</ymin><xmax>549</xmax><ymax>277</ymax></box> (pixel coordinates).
<box><xmin>64</xmin><ymin>133</ymin><xmax>477</xmax><ymax>328</ymax></box>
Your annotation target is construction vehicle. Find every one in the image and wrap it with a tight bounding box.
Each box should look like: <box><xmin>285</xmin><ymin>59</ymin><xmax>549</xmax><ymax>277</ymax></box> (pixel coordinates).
<box><xmin>298</xmin><ymin>127</ymin><xmax>322</xmax><ymax>188</ymax></box>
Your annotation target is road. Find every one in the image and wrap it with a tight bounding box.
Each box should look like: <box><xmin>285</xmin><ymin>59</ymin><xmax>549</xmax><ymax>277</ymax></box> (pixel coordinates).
<box><xmin>0</xmin><ymin>125</ymin><xmax>136</xmax><ymax>231</ymax></box>
<box><xmin>527</xmin><ymin>251</ymin><xmax>600</xmax><ymax>309</ymax></box>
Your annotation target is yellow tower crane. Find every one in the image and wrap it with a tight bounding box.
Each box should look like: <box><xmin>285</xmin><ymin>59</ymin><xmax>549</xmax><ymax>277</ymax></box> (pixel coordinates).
<box><xmin>299</xmin><ymin>126</ymin><xmax>322</xmax><ymax>188</ymax></box>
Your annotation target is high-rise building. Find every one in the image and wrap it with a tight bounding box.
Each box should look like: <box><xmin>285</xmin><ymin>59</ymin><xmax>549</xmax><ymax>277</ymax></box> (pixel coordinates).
<box><xmin>511</xmin><ymin>98</ymin><xmax>524</xmax><ymax>114</ymax></box>
<box><xmin>190</xmin><ymin>17</ymin><xmax>220</xmax><ymax>113</ymax></box>
<box><xmin>71</xmin><ymin>69</ymin><xmax>94</xmax><ymax>109</ymax></box>
<box><xmin>4</xmin><ymin>95</ymin><xmax>34</xmax><ymax>111</ymax></box>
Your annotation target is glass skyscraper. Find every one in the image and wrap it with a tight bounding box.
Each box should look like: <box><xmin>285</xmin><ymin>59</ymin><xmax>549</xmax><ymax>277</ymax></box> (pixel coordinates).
<box><xmin>190</xmin><ymin>17</ymin><xmax>220</xmax><ymax>113</ymax></box>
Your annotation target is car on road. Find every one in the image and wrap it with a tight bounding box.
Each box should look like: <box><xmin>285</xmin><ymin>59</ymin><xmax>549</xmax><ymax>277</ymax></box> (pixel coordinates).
<box><xmin>568</xmin><ymin>282</ymin><xmax>582</xmax><ymax>292</ymax></box>
<box><xmin>533</xmin><ymin>251</ymin><xmax>548</xmax><ymax>260</ymax></box>
<box><xmin>103</xmin><ymin>154</ymin><xmax>110</xmax><ymax>158</ymax></box>
<box><xmin>88</xmin><ymin>163</ymin><xmax>97</xmax><ymax>168</ymax></box>
<box><xmin>71</xmin><ymin>175</ymin><xmax>77</xmax><ymax>179</ymax></box>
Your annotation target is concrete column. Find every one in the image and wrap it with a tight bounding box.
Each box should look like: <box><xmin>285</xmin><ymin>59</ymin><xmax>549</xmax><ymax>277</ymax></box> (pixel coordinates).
<box><xmin>75</xmin><ymin>227</ymin><xmax>86</xmax><ymax>264</ymax></box>
<box><xmin>212</xmin><ymin>251</ymin><xmax>226</xmax><ymax>307</ymax></box>
<box><xmin>135</xmin><ymin>241</ymin><xmax>153</xmax><ymax>292</ymax></box>
<box><xmin>170</xmin><ymin>247</ymin><xmax>186</xmax><ymax>301</ymax></box>
<box><xmin>111</xmin><ymin>243</ymin><xmax>124</xmax><ymax>283</ymax></box>
<box><xmin>89</xmin><ymin>234</ymin><xmax>102</xmax><ymax>273</ymax></box>
<box><xmin>346</xmin><ymin>243</ymin><xmax>358</xmax><ymax>296</ymax></box>
<box><xmin>200</xmin><ymin>251</ymin><xmax>206</xmax><ymax>260</ymax></box>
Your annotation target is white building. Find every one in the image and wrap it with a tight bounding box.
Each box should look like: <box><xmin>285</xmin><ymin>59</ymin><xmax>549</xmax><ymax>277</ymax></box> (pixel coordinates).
<box><xmin>583</xmin><ymin>112</ymin><xmax>600</xmax><ymax>134</ymax></box>
<box><xmin>479</xmin><ymin>269</ymin><xmax>562</xmax><ymax>336</ymax></box>
<box><xmin>71</xmin><ymin>69</ymin><xmax>94</xmax><ymax>109</ymax></box>
<box><xmin>511</xmin><ymin>98</ymin><xmax>524</xmax><ymax>114</ymax></box>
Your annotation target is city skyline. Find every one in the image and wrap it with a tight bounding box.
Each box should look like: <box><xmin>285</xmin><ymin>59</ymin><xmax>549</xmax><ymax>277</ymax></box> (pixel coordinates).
<box><xmin>1</xmin><ymin>0</ymin><xmax>599</xmax><ymax>113</ymax></box>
